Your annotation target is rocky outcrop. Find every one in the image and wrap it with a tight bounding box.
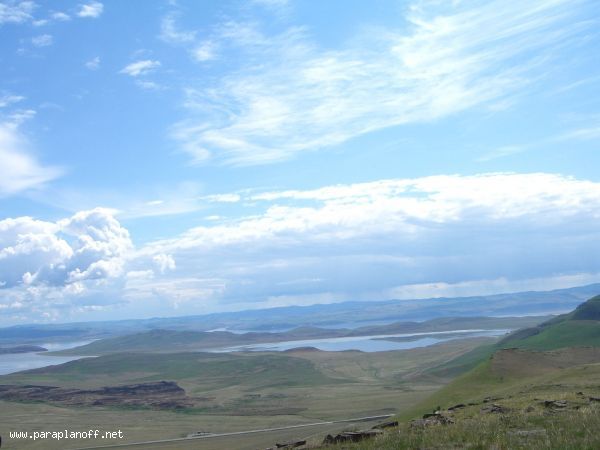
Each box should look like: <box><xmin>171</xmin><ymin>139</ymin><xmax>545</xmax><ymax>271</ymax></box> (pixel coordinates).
<box><xmin>410</xmin><ymin>411</ymin><xmax>454</xmax><ymax>428</ymax></box>
<box><xmin>323</xmin><ymin>429</ymin><xmax>382</xmax><ymax>444</ymax></box>
<box><xmin>481</xmin><ymin>403</ymin><xmax>509</xmax><ymax>414</ymax></box>
<box><xmin>372</xmin><ymin>420</ymin><xmax>399</xmax><ymax>429</ymax></box>
<box><xmin>542</xmin><ymin>400</ymin><xmax>567</xmax><ymax>409</ymax></box>
<box><xmin>0</xmin><ymin>381</ymin><xmax>195</xmax><ymax>410</ymax></box>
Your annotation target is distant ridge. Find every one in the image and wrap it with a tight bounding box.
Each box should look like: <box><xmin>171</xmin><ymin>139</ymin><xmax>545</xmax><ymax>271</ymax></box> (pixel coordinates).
<box><xmin>1</xmin><ymin>283</ymin><xmax>599</xmax><ymax>344</ymax></box>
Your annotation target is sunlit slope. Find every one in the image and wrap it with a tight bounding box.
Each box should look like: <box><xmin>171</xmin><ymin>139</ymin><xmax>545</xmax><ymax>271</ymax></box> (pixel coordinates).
<box><xmin>405</xmin><ymin>295</ymin><xmax>600</xmax><ymax>419</ymax></box>
<box><xmin>496</xmin><ymin>294</ymin><xmax>600</xmax><ymax>349</ymax></box>
<box><xmin>428</xmin><ymin>294</ymin><xmax>600</xmax><ymax>378</ymax></box>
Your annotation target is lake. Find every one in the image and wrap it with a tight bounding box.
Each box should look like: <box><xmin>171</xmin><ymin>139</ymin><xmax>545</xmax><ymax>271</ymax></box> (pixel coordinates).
<box><xmin>0</xmin><ymin>341</ymin><xmax>94</xmax><ymax>375</ymax></box>
<box><xmin>216</xmin><ymin>329</ymin><xmax>510</xmax><ymax>352</ymax></box>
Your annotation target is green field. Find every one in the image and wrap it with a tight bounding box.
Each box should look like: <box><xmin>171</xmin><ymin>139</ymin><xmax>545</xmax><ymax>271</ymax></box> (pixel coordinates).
<box><xmin>0</xmin><ymin>337</ymin><xmax>494</xmax><ymax>450</ymax></box>
<box><xmin>321</xmin><ymin>295</ymin><xmax>600</xmax><ymax>449</ymax></box>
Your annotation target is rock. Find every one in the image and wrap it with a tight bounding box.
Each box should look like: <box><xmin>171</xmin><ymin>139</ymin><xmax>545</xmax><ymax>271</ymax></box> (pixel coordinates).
<box><xmin>411</xmin><ymin>413</ymin><xmax>454</xmax><ymax>428</ymax></box>
<box><xmin>543</xmin><ymin>400</ymin><xmax>567</xmax><ymax>408</ymax></box>
<box><xmin>0</xmin><ymin>381</ymin><xmax>194</xmax><ymax>410</ymax></box>
<box><xmin>322</xmin><ymin>430</ymin><xmax>382</xmax><ymax>444</ymax></box>
<box><xmin>589</xmin><ymin>396</ymin><xmax>600</xmax><ymax>402</ymax></box>
<box><xmin>275</xmin><ymin>439</ymin><xmax>306</xmax><ymax>448</ymax></box>
<box><xmin>481</xmin><ymin>403</ymin><xmax>509</xmax><ymax>414</ymax></box>
<box><xmin>372</xmin><ymin>420</ymin><xmax>398</xmax><ymax>429</ymax></box>
<box><xmin>447</xmin><ymin>403</ymin><xmax>466</xmax><ymax>411</ymax></box>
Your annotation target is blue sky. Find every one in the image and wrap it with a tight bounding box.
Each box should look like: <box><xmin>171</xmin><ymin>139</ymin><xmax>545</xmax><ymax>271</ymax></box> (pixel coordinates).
<box><xmin>1</xmin><ymin>0</ymin><xmax>600</xmax><ymax>325</ymax></box>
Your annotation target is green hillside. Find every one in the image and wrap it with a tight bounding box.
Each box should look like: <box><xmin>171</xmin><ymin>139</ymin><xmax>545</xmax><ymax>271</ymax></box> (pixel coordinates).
<box><xmin>408</xmin><ymin>295</ymin><xmax>600</xmax><ymax>417</ymax></box>
<box><xmin>427</xmin><ymin>295</ymin><xmax>600</xmax><ymax>379</ymax></box>
<box><xmin>1</xmin><ymin>351</ymin><xmax>338</xmax><ymax>390</ymax></box>
<box><xmin>498</xmin><ymin>294</ymin><xmax>600</xmax><ymax>350</ymax></box>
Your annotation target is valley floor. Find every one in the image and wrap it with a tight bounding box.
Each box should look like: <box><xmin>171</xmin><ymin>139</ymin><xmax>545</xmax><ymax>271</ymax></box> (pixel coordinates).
<box><xmin>0</xmin><ymin>338</ymin><xmax>490</xmax><ymax>450</ymax></box>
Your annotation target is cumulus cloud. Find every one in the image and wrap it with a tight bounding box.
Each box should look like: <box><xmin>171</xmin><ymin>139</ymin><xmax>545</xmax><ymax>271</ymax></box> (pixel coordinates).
<box><xmin>153</xmin><ymin>254</ymin><xmax>176</xmax><ymax>274</ymax></box>
<box><xmin>0</xmin><ymin>0</ymin><xmax>36</xmax><ymax>25</ymax></box>
<box><xmin>0</xmin><ymin>208</ymin><xmax>132</xmax><ymax>290</ymax></box>
<box><xmin>172</xmin><ymin>0</ymin><xmax>589</xmax><ymax>165</ymax></box>
<box><xmin>3</xmin><ymin>173</ymin><xmax>600</xmax><ymax>322</ymax></box>
<box><xmin>120</xmin><ymin>60</ymin><xmax>161</xmax><ymax>77</ymax></box>
<box><xmin>77</xmin><ymin>1</ymin><xmax>103</xmax><ymax>18</ymax></box>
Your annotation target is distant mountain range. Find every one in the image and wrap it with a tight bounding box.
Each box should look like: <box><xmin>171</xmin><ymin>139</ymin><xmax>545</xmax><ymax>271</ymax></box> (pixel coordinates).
<box><xmin>1</xmin><ymin>283</ymin><xmax>599</xmax><ymax>345</ymax></box>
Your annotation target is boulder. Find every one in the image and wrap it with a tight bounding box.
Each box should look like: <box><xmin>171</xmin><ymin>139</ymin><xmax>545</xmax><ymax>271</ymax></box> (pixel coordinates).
<box><xmin>274</xmin><ymin>439</ymin><xmax>306</xmax><ymax>448</ymax></box>
<box><xmin>322</xmin><ymin>429</ymin><xmax>382</xmax><ymax>444</ymax></box>
<box><xmin>372</xmin><ymin>420</ymin><xmax>398</xmax><ymax>429</ymax></box>
<box><xmin>542</xmin><ymin>400</ymin><xmax>567</xmax><ymax>408</ymax></box>
<box><xmin>410</xmin><ymin>412</ymin><xmax>454</xmax><ymax>428</ymax></box>
<box><xmin>481</xmin><ymin>403</ymin><xmax>509</xmax><ymax>414</ymax></box>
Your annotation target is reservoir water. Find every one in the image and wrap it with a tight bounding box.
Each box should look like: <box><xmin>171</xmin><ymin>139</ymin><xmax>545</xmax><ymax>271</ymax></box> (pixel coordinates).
<box><xmin>0</xmin><ymin>341</ymin><xmax>94</xmax><ymax>375</ymax></box>
<box><xmin>216</xmin><ymin>329</ymin><xmax>510</xmax><ymax>353</ymax></box>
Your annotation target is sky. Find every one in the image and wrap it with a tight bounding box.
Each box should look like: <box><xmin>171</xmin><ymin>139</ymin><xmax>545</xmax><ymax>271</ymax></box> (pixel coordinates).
<box><xmin>1</xmin><ymin>0</ymin><xmax>600</xmax><ymax>326</ymax></box>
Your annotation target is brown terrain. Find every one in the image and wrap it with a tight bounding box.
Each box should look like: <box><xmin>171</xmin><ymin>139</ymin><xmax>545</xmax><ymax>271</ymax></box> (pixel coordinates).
<box><xmin>0</xmin><ymin>380</ymin><xmax>205</xmax><ymax>410</ymax></box>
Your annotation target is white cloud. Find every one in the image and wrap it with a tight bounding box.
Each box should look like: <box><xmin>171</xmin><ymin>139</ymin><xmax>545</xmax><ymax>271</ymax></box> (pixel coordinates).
<box><xmin>0</xmin><ymin>94</ymin><xmax>24</xmax><ymax>108</ymax></box>
<box><xmin>146</xmin><ymin>173</ymin><xmax>600</xmax><ymax>251</ymax></box>
<box><xmin>191</xmin><ymin>40</ymin><xmax>216</xmax><ymax>62</ymax></box>
<box><xmin>0</xmin><ymin>208</ymin><xmax>132</xmax><ymax>289</ymax></box>
<box><xmin>31</xmin><ymin>33</ymin><xmax>52</xmax><ymax>47</ymax></box>
<box><xmin>0</xmin><ymin>120</ymin><xmax>63</xmax><ymax>196</ymax></box>
<box><xmin>172</xmin><ymin>0</ymin><xmax>587</xmax><ymax>166</ymax></box>
<box><xmin>159</xmin><ymin>13</ymin><xmax>196</xmax><ymax>44</ymax></box>
<box><xmin>77</xmin><ymin>1</ymin><xmax>103</xmax><ymax>18</ymax></box>
<box><xmin>120</xmin><ymin>60</ymin><xmax>161</xmax><ymax>77</ymax></box>
<box><xmin>153</xmin><ymin>254</ymin><xmax>176</xmax><ymax>274</ymax></box>
<box><xmin>385</xmin><ymin>273</ymin><xmax>600</xmax><ymax>301</ymax></box>
<box><xmin>0</xmin><ymin>0</ymin><xmax>36</xmax><ymax>25</ymax></box>
<box><xmin>135</xmin><ymin>80</ymin><xmax>162</xmax><ymax>90</ymax></box>
<box><xmin>136</xmin><ymin>173</ymin><xmax>600</xmax><ymax>309</ymax></box>
<box><xmin>85</xmin><ymin>56</ymin><xmax>100</xmax><ymax>70</ymax></box>
<box><xmin>51</xmin><ymin>11</ymin><xmax>69</xmax><ymax>21</ymax></box>
<box><xmin>3</xmin><ymin>173</ymin><xmax>600</xmax><ymax>320</ymax></box>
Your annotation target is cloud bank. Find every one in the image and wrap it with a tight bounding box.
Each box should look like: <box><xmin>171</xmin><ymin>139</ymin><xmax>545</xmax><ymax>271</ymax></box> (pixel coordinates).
<box><xmin>2</xmin><ymin>172</ymin><xmax>600</xmax><ymax>323</ymax></box>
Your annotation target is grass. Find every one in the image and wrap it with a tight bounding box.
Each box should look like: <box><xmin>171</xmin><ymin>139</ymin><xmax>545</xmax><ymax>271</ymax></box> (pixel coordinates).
<box><xmin>335</xmin><ymin>402</ymin><xmax>600</xmax><ymax>449</ymax></box>
<box><xmin>327</xmin><ymin>361</ymin><xmax>600</xmax><ymax>450</ymax></box>
<box><xmin>507</xmin><ymin>321</ymin><xmax>600</xmax><ymax>350</ymax></box>
<box><xmin>0</xmin><ymin>338</ymin><xmax>491</xmax><ymax>449</ymax></box>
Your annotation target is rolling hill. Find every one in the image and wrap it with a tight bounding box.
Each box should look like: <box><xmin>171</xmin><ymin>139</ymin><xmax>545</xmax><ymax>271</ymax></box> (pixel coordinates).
<box><xmin>323</xmin><ymin>295</ymin><xmax>600</xmax><ymax>449</ymax></box>
<box><xmin>314</xmin><ymin>296</ymin><xmax>600</xmax><ymax>450</ymax></box>
<box><xmin>53</xmin><ymin>315</ymin><xmax>546</xmax><ymax>356</ymax></box>
<box><xmin>428</xmin><ymin>295</ymin><xmax>600</xmax><ymax>378</ymax></box>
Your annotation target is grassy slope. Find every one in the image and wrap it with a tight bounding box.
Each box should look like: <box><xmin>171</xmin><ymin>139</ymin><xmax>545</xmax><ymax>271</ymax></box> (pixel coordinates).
<box><xmin>501</xmin><ymin>295</ymin><xmax>600</xmax><ymax>349</ymax></box>
<box><xmin>427</xmin><ymin>295</ymin><xmax>600</xmax><ymax>379</ymax></box>
<box><xmin>327</xmin><ymin>296</ymin><xmax>600</xmax><ymax>449</ymax></box>
<box><xmin>0</xmin><ymin>351</ymin><xmax>340</xmax><ymax>390</ymax></box>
